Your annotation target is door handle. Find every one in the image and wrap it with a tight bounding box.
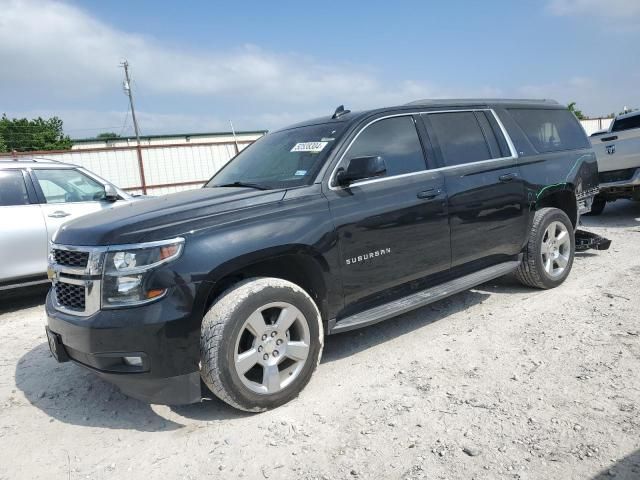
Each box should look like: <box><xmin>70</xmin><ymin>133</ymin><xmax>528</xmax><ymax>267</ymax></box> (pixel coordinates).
<box><xmin>48</xmin><ymin>211</ymin><xmax>71</xmax><ymax>218</ymax></box>
<box><xmin>417</xmin><ymin>188</ymin><xmax>441</xmax><ymax>200</ymax></box>
<box><xmin>499</xmin><ymin>173</ymin><xmax>517</xmax><ymax>183</ymax></box>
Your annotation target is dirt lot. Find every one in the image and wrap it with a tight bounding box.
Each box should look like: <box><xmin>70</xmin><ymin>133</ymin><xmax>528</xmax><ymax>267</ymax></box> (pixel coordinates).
<box><xmin>1</xmin><ymin>201</ymin><xmax>639</xmax><ymax>480</ymax></box>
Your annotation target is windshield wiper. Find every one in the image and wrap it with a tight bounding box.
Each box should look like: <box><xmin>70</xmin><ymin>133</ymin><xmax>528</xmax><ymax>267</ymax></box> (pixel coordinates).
<box><xmin>212</xmin><ymin>181</ymin><xmax>269</xmax><ymax>191</ymax></box>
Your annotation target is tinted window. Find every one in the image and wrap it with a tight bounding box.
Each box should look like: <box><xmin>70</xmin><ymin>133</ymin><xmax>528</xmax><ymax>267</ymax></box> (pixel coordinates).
<box><xmin>475</xmin><ymin>112</ymin><xmax>502</xmax><ymax>158</ymax></box>
<box><xmin>612</xmin><ymin>114</ymin><xmax>640</xmax><ymax>133</ymax></box>
<box><xmin>0</xmin><ymin>170</ymin><xmax>30</xmax><ymax>206</ymax></box>
<box><xmin>484</xmin><ymin>111</ymin><xmax>512</xmax><ymax>157</ymax></box>
<box><xmin>345</xmin><ymin>116</ymin><xmax>426</xmax><ymax>177</ymax></box>
<box><xmin>428</xmin><ymin>112</ymin><xmax>492</xmax><ymax>166</ymax></box>
<box><xmin>508</xmin><ymin>108</ymin><xmax>590</xmax><ymax>153</ymax></box>
<box><xmin>33</xmin><ymin>169</ymin><xmax>106</xmax><ymax>203</ymax></box>
<box><xmin>207</xmin><ymin>123</ymin><xmax>346</xmax><ymax>190</ymax></box>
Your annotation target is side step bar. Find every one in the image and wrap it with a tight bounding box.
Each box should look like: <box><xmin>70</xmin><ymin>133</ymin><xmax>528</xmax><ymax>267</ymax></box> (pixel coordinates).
<box><xmin>329</xmin><ymin>260</ymin><xmax>521</xmax><ymax>334</ymax></box>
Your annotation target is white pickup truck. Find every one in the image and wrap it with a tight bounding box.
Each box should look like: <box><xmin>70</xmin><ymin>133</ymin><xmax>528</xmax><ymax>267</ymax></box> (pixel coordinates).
<box><xmin>589</xmin><ymin>110</ymin><xmax>640</xmax><ymax>214</ymax></box>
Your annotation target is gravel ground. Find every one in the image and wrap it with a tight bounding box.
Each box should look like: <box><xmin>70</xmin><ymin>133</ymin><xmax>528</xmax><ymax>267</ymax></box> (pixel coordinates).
<box><xmin>1</xmin><ymin>200</ymin><xmax>639</xmax><ymax>480</ymax></box>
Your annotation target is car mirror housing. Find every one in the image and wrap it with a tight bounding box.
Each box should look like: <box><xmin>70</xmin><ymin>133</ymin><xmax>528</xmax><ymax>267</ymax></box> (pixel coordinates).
<box><xmin>336</xmin><ymin>156</ymin><xmax>386</xmax><ymax>186</ymax></box>
<box><xmin>104</xmin><ymin>184</ymin><xmax>119</xmax><ymax>202</ymax></box>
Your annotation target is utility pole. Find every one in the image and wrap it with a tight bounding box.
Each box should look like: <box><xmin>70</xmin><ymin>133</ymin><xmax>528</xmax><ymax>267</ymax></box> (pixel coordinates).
<box><xmin>120</xmin><ymin>59</ymin><xmax>147</xmax><ymax>194</ymax></box>
<box><xmin>229</xmin><ymin>120</ymin><xmax>240</xmax><ymax>155</ymax></box>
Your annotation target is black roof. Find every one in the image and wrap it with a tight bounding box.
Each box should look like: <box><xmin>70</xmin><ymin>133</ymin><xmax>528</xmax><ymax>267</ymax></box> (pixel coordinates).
<box><xmin>278</xmin><ymin>98</ymin><xmax>562</xmax><ymax>132</ymax></box>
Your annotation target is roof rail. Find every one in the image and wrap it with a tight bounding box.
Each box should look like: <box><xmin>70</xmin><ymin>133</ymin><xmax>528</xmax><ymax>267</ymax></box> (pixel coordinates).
<box><xmin>405</xmin><ymin>98</ymin><xmax>560</xmax><ymax>106</ymax></box>
<box><xmin>0</xmin><ymin>156</ymin><xmax>61</xmax><ymax>163</ymax></box>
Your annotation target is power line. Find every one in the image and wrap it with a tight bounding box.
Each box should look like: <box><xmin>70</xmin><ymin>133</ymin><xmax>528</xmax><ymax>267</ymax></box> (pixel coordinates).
<box><xmin>118</xmin><ymin>103</ymin><xmax>131</xmax><ymax>137</ymax></box>
<box><xmin>0</xmin><ymin>125</ymin><xmax>124</xmax><ymax>132</ymax></box>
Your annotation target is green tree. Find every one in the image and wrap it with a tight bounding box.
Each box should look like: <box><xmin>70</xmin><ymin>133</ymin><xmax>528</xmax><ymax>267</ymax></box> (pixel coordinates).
<box><xmin>0</xmin><ymin>114</ymin><xmax>72</xmax><ymax>152</ymax></box>
<box><xmin>567</xmin><ymin>102</ymin><xmax>586</xmax><ymax>120</ymax></box>
<box><xmin>96</xmin><ymin>132</ymin><xmax>120</xmax><ymax>139</ymax></box>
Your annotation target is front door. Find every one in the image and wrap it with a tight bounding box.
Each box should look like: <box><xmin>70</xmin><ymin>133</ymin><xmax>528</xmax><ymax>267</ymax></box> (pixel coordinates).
<box><xmin>0</xmin><ymin>169</ymin><xmax>48</xmax><ymax>282</ymax></box>
<box><xmin>325</xmin><ymin>115</ymin><xmax>450</xmax><ymax>312</ymax></box>
<box><xmin>29</xmin><ymin>168</ymin><xmax>114</xmax><ymax>244</ymax></box>
<box><xmin>422</xmin><ymin>110</ymin><xmax>528</xmax><ymax>268</ymax></box>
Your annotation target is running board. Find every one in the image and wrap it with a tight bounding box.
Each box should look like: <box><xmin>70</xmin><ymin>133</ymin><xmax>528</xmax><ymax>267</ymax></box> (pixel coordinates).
<box><xmin>329</xmin><ymin>260</ymin><xmax>521</xmax><ymax>334</ymax></box>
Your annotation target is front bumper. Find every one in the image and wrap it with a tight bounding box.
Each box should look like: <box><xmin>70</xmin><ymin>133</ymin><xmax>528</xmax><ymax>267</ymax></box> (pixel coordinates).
<box><xmin>45</xmin><ymin>285</ymin><xmax>204</xmax><ymax>405</ymax></box>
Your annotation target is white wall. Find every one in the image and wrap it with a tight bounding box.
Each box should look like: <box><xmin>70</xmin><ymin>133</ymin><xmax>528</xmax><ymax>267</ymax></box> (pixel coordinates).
<box><xmin>19</xmin><ymin>140</ymin><xmax>254</xmax><ymax>196</ymax></box>
<box><xmin>580</xmin><ymin>118</ymin><xmax>613</xmax><ymax>136</ymax></box>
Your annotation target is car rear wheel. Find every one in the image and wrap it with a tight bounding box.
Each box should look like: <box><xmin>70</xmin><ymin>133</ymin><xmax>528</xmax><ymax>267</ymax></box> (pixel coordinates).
<box><xmin>516</xmin><ymin>207</ymin><xmax>575</xmax><ymax>289</ymax></box>
<box><xmin>586</xmin><ymin>195</ymin><xmax>606</xmax><ymax>216</ymax></box>
<box><xmin>200</xmin><ymin>277</ymin><xmax>323</xmax><ymax>412</ymax></box>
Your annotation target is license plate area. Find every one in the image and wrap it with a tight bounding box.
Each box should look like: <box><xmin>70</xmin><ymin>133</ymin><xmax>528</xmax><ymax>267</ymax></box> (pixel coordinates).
<box><xmin>45</xmin><ymin>327</ymin><xmax>70</xmax><ymax>363</ymax></box>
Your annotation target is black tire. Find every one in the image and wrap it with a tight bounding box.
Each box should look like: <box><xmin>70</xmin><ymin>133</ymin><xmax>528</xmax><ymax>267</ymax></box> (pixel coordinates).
<box><xmin>516</xmin><ymin>207</ymin><xmax>575</xmax><ymax>289</ymax></box>
<box><xmin>586</xmin><ymin>195</ymin><xmax>606</xmax><ymax>216</ymax></box>
<box><xmin>200</xmin><ymin>277</ymin><xmax>323</xmax><ymax>412</ymax></box>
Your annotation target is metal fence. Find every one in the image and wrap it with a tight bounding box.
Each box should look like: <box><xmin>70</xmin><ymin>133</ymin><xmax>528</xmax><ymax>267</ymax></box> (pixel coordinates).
<box><xmin>0</xmin><ymin>140</ymin><xmax>256</xmax><ymax>195</ymax></box>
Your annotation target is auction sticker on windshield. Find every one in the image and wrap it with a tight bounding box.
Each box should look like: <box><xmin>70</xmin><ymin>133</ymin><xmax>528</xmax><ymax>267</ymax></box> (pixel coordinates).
<box><xmin>290</xmin><ymin>142</ymin><xmax>328</xmax><ymax>153</ymax></box>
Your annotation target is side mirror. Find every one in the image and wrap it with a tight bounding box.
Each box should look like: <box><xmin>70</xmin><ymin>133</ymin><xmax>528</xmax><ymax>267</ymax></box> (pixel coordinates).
<box><xmin>336</xmin><ymin>156</ymin><xmax>386</xmax><ymax>186</ymax></box>
<box><xmin>104</xmin><ymin>184</ymin><xmax>119</xmax><ymax>202</ymax></box>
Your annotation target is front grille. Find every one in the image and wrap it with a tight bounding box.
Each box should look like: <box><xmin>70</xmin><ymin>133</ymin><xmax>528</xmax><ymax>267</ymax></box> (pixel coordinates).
<box><xmin>53</xmin><ymin>249</ymin><xmax>89</xmax><ymax>268</ymax></box>
<box><xmin>54</xmin><ymin>282</ymin><xmax>86</xmax><ymax>311</ymax></box>
<box><xmin>599</xmin><ymin>168</ymin><xmax>637</xmax><ymax>184</ymax></box>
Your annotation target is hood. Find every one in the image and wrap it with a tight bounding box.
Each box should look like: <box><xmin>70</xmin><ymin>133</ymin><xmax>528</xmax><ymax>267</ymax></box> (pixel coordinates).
<box><xmin>54</xmin><ymin>187</ymin><xmax>286</xmax><ymax>246</ymax></box>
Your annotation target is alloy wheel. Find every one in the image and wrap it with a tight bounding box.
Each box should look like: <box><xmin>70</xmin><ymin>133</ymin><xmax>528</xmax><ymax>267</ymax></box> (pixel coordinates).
<box><xmin>540</xmin><ymin>221</ymin><xmax>571</xmax><ymax>278</ymax></box>
<box><xmin>233</xmin><ymin>302</ymin><xmax>311</xmax><ymax>395</ymax></box>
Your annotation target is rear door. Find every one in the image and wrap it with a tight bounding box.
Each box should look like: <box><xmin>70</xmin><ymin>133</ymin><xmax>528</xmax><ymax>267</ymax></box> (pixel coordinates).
<box><xmin>325</xmin><ymin>114</ymin><xmax>450</xmax><ymax>311</ymax></box>
<box><xmin>422</xmin><ymin>110</ymin><xmax>528</xmax><ymax>268</ymax></box>
<box><xmin>29</xmin><ymin>168</ymin><xmax>113</xmax><ymax>243</ymax></box>
<box><xmin>596</xmin><ymin>113</ymin><xmax>640</xmax><ymax>172</ymax></box>
<box><xmin>0</xmin><ymin>169</ymin><xmax>48</xmax><ymax>283</ymax></box>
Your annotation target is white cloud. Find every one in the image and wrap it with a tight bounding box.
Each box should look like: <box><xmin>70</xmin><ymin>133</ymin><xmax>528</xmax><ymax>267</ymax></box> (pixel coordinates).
<box><xmin>547</xmin><ymin>0</ymin><xmax>640</xmax><ymax>18</ymax></box>
<box><xmin>0</xmin><ymin>0</ymin><xmax>457</xmax><ymax>134</ymax></box>
<box><xmin>0</xmin><ymin>0</ymin><xmax>635</xmax><ymax>135</ymax></box>
<box><xmin>0</xmin><ymin>0</ymin><xmax>438</xmax><ymax>109</ymax></box>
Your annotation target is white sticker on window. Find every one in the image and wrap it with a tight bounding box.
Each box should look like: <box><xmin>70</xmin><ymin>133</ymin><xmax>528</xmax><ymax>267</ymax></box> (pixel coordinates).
<box><xmin>294</xmin><ymin>170</ymin><xmax>307</xmax><ymax>176</ymax></box>
<box><xmin>290</xmin><ymin>141</ymin><xmax>328</xmax><ymax>153</ymax></box>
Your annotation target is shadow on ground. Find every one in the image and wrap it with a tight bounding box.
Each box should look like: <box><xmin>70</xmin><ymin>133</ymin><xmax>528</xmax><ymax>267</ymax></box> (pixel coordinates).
<box><xmin>14</xmin><ymin>342</ymin><xmax>247</xmax><ymax>431</ymax></box>
<box><xmin>0</xmin><ymin>284</ymin><xmax>49</xmax><ymax>314</ymax></box>
<box><xmin>322</xmin><ymin>287</ymin><xmax>494</xmax><ymax>364</ymax></box>
<box><xmin>592</xmin><ymin>449</ymin><xmax>640</xmax><ymax>479</ymax></box>
<box><xmin>581</xmin><ymin>199</ymin><xmax>640</xmax><ymax>230</ymax></box>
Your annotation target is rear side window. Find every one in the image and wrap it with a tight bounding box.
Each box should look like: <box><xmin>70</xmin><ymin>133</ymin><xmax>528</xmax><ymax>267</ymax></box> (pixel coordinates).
<box><xmin>0</xmin><ymin>170</ymin><xmax>30</xmax><ymax>206</ymax></box>
<box><xmin>346</xmin><ymin>116</ymin><xmax>426</xmax><ymax>177</ymax></box>
<box><xmin>611</xmin><ymin>114</ymin><xmax>640</xmax><ymax>133</ymax></box>
<box><xmin>508</xmin><ymin>108</ymin><xmax>590</xmax><ymax>153</ymax></box>
<box><xmin>427</xmin><ymin>112</ymin><xmax>492</xmax><ymax>166</ymax></box>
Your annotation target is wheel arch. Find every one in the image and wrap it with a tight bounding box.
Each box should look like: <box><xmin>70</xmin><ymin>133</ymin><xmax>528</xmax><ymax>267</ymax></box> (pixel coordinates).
<box><xmin>199</xmin><ymin>245</ymin><xmax>332</xmax><ymax>326</ymax></box>
<box><xmin>535</xmin><ymin>185</ymin><xmax>578</xmax><ymax>228</ymax></box>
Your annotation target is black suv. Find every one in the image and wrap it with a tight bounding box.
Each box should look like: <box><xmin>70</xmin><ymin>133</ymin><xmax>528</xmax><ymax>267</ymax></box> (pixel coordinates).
<box><xmin>46</xmin><ymin>99</ymin><xmax>599</xmax><ymax>411</ymax></box>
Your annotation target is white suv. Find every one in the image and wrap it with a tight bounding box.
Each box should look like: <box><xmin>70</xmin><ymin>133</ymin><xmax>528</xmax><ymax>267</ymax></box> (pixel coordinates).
<box><xmin>0</xmin><ymin>158</ymin><xmax>135</xmax><ymax>290</ymax></box>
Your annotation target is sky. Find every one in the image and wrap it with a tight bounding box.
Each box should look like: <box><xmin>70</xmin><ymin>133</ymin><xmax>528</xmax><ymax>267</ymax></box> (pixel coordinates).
<box><xmin>0</xmin><ymin>0</ymin><xmax>638</xmax><ymax>138</ymax></box>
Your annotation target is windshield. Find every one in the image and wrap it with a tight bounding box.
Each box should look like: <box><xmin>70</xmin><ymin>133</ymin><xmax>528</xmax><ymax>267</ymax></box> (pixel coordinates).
<box><xmin>206</xmin><ymin>122</ymin><xmax>346</xmax><ymax>190</ymax></box>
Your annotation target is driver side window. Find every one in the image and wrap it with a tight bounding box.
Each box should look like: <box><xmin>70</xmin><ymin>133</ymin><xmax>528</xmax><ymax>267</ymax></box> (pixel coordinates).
<box><xmin>346</xmin><ymin>116</ymin><xmax>427</xmax><ymax>178</ymax></box>
<box><xmin>33</xmin><ymin>169</ymin><xmax>106</xmax><ymax>204</ymax></box>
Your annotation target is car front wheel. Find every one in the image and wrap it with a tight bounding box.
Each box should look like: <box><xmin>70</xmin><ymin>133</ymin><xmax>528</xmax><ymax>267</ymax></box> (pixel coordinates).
<box><xmin>200</xmin><ymin>277</ymin><xmax>323</xmax><ymax>412</ymax></box>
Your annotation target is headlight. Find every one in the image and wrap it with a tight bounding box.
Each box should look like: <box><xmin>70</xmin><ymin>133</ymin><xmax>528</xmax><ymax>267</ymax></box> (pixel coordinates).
<box><xmin>102</xmin><ymin>237</ymin><xmax>184</xmax><ymax>307</ymax></box>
